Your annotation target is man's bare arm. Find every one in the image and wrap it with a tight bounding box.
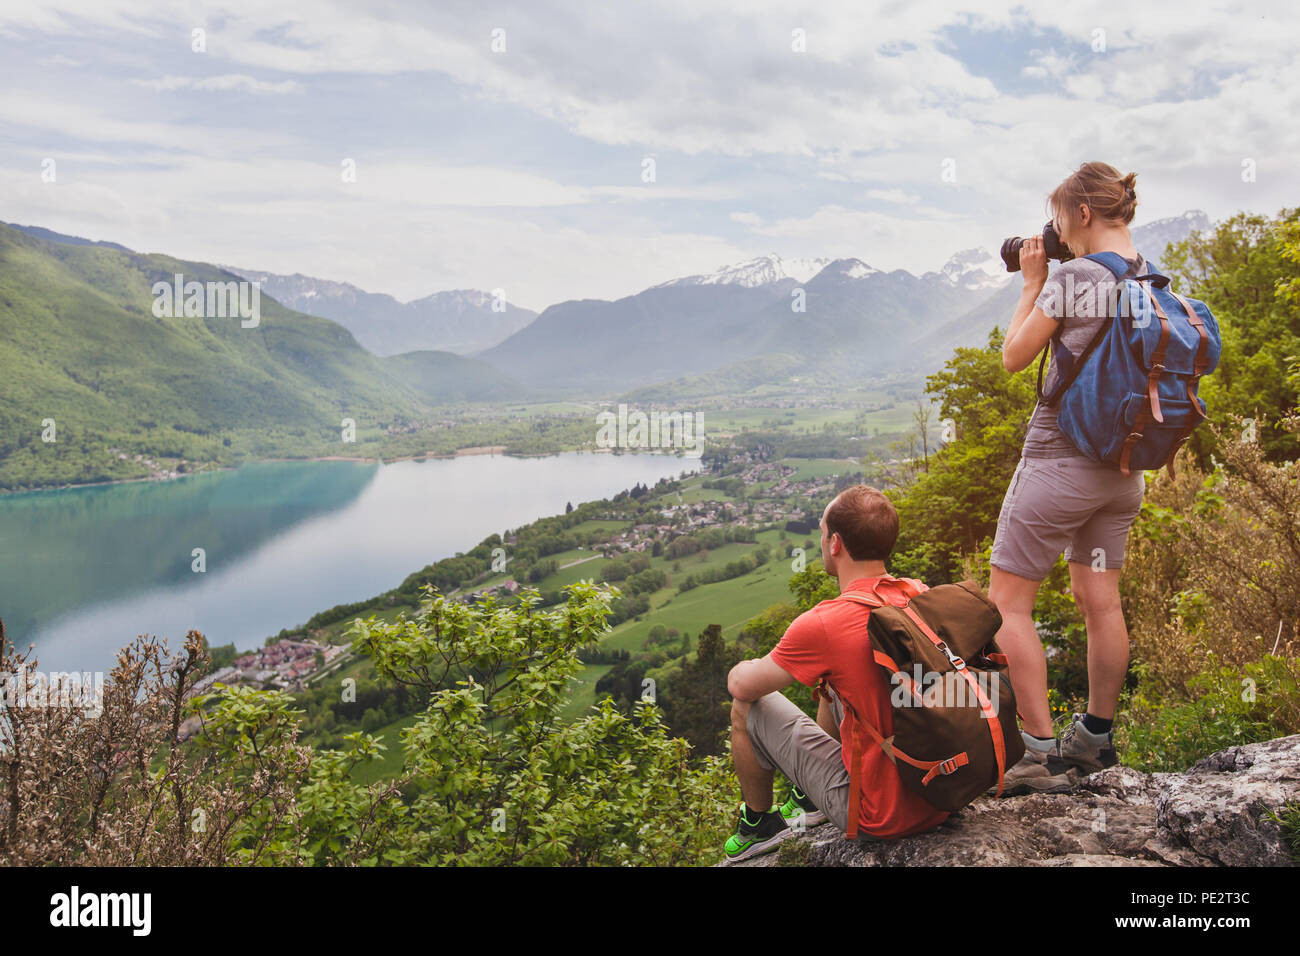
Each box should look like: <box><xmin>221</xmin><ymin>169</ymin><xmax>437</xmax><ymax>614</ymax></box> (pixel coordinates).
<box><xmin>727</xmin><ymin>653</ymin><xmax>796</xmax><ymax>702</ymax></box>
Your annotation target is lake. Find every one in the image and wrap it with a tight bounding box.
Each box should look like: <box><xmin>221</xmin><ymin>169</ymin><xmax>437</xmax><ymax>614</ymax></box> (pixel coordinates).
<box><xmin>0</xmin><ymin>452</ymin><xmax>698</xmax><ymax>675</ymax></box>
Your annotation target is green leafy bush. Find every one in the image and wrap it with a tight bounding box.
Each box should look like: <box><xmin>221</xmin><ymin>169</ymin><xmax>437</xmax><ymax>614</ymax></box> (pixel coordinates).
<box><xmin>1118</xmin><ymin>654</ymin><xmax>1299</xmax><ymax>772</ymax></box>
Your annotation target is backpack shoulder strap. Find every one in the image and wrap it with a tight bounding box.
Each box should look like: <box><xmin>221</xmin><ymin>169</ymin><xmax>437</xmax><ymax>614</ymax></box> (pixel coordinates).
<box><xmin>1081</xmin><ymin>250</ymin><xmax>1141</xmax><ymax>280</ymax></box>
<box><xmin>1036</xmin><ymin>253</ymin><xmax>1143</xmax><ymax>406</ymax></box>
<box><xmin>836</xmin><ymin>576</ymin><xmax>925</xmax><ymax>606</ymax></box>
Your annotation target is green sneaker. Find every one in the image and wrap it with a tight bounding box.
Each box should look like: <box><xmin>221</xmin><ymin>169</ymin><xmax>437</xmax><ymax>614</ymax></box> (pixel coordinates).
<box><xmin>721</xmin><ymin>804</ymin><xmax>793</xmax><ymax>865</ymax></box>
<box><xmin>779</xmin><ymin>785</ymin><xmax>826</xmax><ymax>830</ymax></box>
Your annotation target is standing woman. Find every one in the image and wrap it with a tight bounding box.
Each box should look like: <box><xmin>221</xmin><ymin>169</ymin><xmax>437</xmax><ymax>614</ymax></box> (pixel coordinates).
<box><xmin>991</xmin><ymin>161</ymin><xmax>1146</xmax><ymax>794</ymax></box>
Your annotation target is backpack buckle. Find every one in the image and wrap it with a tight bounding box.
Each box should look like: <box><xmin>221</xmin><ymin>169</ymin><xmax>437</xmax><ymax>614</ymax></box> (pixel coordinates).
<box><xmin>939</xmin><ymin>758</ymin><xmax>960</xmax><ymax>775</ymax></box>
<box><xmin>935</xmin><ymin>641</ymin><xmax>966</xmax><ymax>671</ymax></box>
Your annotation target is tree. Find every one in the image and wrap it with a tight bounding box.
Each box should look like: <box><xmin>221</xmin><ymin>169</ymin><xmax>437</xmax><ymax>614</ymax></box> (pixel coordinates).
<box><xmin>887</xmin><ymin>326</ymin><xmax>1037</xmax><ymax>582</ymax></box>
<box><xmin>354</xmin><ymin>584</ymin><xmax>732</xmax><ymax>863</ymax></box>
<box><xmin>662</xmin><ymin>624</ymin><xmax>741</xmax><ymax>756</ymax></box>
<box><xmin>1</xmin><ymin>585</ymin><xmax>735</xmax><ymax>866</ymax></box>
<box><xmin>1162</xmin><ymin>208</ymin><xmax>1300</xmax><ymax>462</ymax></box>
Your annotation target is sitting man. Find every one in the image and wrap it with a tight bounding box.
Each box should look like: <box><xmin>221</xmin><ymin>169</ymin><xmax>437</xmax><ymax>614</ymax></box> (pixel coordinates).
<box><xmin>724</xmin><ymin>484</ymin><xmax>948</xmax><ymax>864</ymax></box>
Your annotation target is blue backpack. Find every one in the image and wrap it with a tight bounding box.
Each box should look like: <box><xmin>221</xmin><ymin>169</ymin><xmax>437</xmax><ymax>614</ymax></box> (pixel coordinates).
<box><xmin>1036</xmin><ymin>251</ymin><xmax>1222</xmax><ymax>477</ymax></box>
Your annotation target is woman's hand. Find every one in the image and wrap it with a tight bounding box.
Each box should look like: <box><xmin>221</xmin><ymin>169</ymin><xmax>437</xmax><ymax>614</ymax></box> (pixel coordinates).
<box><xmin>1021</xmin><ymin>234</ymin><xmax>1048</xmax><ymax>288</ymax></box>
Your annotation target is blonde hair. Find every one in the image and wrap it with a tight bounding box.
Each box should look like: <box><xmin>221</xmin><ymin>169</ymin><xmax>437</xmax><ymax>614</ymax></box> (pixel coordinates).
<box><xmin>1048</xmin><ymin>161</ymin><xmax>1138</xmax><ymax>229</ymax></box>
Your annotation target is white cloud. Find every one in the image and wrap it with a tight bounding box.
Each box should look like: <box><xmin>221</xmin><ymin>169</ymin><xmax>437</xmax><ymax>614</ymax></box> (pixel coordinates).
<box><xmin>0</xmin><ymin>0</ymin><xmax>1295</xmax><ymax>309</ymax></box>
<box><xmin>865</xmin><ymin>189</ymin><xmax>920</xmax><ymax>204</ymax></box>
<box><xmin>129</xmin><ymin>74</ymin><xmax>301</xmax><ymax>94</ymax></box>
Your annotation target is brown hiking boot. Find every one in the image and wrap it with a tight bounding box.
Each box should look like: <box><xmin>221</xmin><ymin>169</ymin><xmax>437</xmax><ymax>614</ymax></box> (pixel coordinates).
<box><xmin>992</xmin><ymin>735</ymin><xmax>1075</xmax><ymax>797</ymax></box>
<box><xmin>1059</xmin><ymin>713</ymin><xmax>1119</xmax><ymax>776</ymax></box>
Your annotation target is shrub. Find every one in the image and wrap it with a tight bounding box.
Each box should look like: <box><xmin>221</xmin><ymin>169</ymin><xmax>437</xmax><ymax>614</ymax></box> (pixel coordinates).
<box><xmin>1118</xmin><ymin>654</ymin><xmax>1299</xmax><ymax>772</ymax></box>
<box><xmin>1123</xmin><ymin>418</ymin><xmax>1300</xmax><ymax>696</ymax></box>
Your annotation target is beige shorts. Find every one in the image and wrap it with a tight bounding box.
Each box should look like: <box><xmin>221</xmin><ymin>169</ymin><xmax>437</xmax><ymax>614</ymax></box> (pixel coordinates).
<box><xmin>745</xmin><ymin>688</ymin><xmax>870</xmax><ymax>838</ymax></box>
<box><xmin>990</xmin><ymin>455</ymin><xmax>1145</xmax><ymax>581</ymax></box>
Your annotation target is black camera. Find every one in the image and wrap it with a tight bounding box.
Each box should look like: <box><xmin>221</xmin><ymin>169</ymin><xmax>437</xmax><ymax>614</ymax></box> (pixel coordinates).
<box><xmin>1000</xmin><ymin>221</ymin><xmax>1074</xmax><ymax>273</ymax></box>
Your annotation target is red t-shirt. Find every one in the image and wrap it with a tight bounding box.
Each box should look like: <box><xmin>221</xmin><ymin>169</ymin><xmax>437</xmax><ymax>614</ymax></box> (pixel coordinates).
<box><xmin>770</xmin><ymin>575</ymin><xmax>950</xmax><ymax>839</ymax></box>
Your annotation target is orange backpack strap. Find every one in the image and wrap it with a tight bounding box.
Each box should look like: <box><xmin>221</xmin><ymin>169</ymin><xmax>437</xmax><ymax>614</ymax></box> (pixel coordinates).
<box><xmin>901</xmin><ymin>604</ymin><xmax>1009</xmax><ymax>798</ymax></box>
<box><xmin>840</xmin><ymin>697</ymin><xmax>969</xmax><ymax>839</ymax></box>
<box><xmin>837</xmin><ymin>579</ymin><xmax>963</xmax><ymax>839</ymax></box>
<box><xmin>839</xmin><ymin>698</ymin><xmax>886</xmax><ymax>840</ymax></box>
<box><xmin>837</xmin><ymin>584</ymin><xmax>908</xmax><ymax>839</ymax></box>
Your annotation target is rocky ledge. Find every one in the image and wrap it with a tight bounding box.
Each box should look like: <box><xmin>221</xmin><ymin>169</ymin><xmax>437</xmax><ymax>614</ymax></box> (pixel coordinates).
<box><xmin>733</xmin><ymin>734</ymin><xmax>1300</xmax><ymax>867</ymax></box>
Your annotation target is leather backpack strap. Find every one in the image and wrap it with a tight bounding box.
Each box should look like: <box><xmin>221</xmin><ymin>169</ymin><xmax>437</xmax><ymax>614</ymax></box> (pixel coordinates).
<box><xmin>1162</xmin><ymin>292</ymin><xmax>1212</xmax><ymax>479</ymax></box>
<box><xmin>1119</xmin><ymin>275</ymin><xmax>1172</xmax><ymax>476</ymax></box>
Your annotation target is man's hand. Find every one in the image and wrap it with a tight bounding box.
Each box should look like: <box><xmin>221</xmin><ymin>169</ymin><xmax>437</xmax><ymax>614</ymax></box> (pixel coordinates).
<box><xmin>727</xmin><ymin>654</ymin><xmax>796</xmax><ymax>702</ymax></box>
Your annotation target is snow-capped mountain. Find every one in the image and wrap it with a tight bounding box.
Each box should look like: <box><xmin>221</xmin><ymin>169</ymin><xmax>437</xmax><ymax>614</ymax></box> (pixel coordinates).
<box><xmin>653</xmin><ymin>253</ymin><xmax>832</xmax><ymax>289</ymax></box>
<box><xmin>937</xmin><ymin>247</ymin><xmax>1010</xmax><ymax>291</ymax></box>
<box><xmin>653</xmin><ymin>248</ymin><xmax>1007</xmax><ymax>293</ymax></box>
<box><xmin>813</xmin><ymin>258</ymin><xmax>881</xmax><ymax>281</ymax></box>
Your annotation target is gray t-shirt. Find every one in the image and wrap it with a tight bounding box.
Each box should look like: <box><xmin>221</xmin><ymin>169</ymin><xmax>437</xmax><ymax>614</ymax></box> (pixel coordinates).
<box><xmin>1022</xmin><ymin>252</ymin><xmax>1147</xmax><ymax>458</ymax></box>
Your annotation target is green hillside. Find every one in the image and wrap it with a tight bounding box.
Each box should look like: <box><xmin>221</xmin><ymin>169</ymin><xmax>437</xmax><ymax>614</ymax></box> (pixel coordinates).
<box><xmin>0</xmin><ymin>225</ymin><xmax>521</xmax><ymax>488</ymax></box>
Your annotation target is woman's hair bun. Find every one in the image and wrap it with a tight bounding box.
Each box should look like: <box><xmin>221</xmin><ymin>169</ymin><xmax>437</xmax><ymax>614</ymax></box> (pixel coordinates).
<box><xmin>1050</xmin><ymin>162</ymin><xmax>1138</xmax><ymax>225</ymax></box>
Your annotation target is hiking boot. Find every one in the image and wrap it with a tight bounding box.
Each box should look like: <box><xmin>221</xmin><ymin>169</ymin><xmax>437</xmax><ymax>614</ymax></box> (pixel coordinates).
<box><xmin>721</xmin><ymin>804</ymin><xmax>793</xmax><ymax>865</ymax></box>
<box><xmin>778</xmin><ymin>785</ymin><xmax>826</xmax><ymax>830</ymax></box>
<box><xmin>1059</xmin><ymin>714</ymin><xmax>1119</xmax><ymax>776</ymax></box>
<box><xmin>992</xmin><ymin>733</ymin><xmax>1075</xmax><ymax>797</ymax></box>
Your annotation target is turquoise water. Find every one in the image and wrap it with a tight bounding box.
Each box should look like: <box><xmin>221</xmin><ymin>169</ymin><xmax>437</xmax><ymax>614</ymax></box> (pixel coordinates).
<box><xmin>0</xmin><ymin>452</ymin><xmax>697</xmax><ymax>674</ymax></box>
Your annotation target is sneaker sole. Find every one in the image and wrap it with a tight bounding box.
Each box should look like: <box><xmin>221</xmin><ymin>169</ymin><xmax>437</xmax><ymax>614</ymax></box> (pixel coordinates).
<box><xmin>719</xmin><ymin>827</ymin><xmax>797</xmax><ymax>866</ymax></box>
<box><xmin>1062</xmin><ymin>753</ymin><xmax>1119</xmax><ymax>776</ymax></box>
<box><xmin>784</xmin><ymin>809</ymin><xmax>827</xmax><ymax>830</ymax></box>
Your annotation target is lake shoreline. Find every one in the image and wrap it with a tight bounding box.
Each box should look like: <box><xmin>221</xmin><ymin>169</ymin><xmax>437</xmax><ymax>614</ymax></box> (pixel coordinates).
<box><xmin>6</xmin><ymin>452</ymin><xmax>700</xmax><ymax>676</ymax></box>
<box><xmin>0</xmin><ymin>443</ymin><xmax>695</xmax><ymax>495</ymax></box>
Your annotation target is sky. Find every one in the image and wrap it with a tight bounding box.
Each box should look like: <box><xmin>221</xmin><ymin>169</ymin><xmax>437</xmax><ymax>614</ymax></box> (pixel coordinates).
<box><xmin>1</xmin><ymin>1</ymin><xmax>1296</xmax><ymax>313</ymax></box>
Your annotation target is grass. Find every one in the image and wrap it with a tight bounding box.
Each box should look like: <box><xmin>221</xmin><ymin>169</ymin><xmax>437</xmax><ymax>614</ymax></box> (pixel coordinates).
<box><xmin>1270</xmin><ymin>803</ymin><xmax>1300</xmax><ymax>862</ymax></box>
<box><xmin>348</xmin><ymin>711</ymin><xmax>424</xmax><ymax>785</ymax></box>
<box><xmin>601</xmin><ymin>557</ymin><xmax>793</xmax><ymax>654</ymax></box>
<box><xmin>784</xmin><ymin>457</ymin><xmax>863</xmax><ymax>481</ymax></box>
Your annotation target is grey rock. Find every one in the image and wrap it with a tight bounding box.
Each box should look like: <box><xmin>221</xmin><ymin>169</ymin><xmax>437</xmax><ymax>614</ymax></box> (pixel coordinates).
<box><xmin>727</xmin><ymin>734</ymin><xmax>1300</xmax><ymax>867</ymax></box>
<box><xmin>1157</xmin><ymin>735</ymin><xmax>1300</xmax><ymax>867</ymax></box>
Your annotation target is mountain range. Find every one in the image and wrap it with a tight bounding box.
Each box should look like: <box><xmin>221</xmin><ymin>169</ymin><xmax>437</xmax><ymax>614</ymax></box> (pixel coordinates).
<box><xmin>224</xmin><ymin>270</ymin><xmax>537</xmax><ymax>357</ymax></box>
<box><xmin>2</xmin><ymin>210</ymin><xmax>1211</xmax><ymax>423</ymax></box>
<box><xmin>476</xmin><ymin>246</ymin><xmax>1013</xmax><ymax>392</ymax></box>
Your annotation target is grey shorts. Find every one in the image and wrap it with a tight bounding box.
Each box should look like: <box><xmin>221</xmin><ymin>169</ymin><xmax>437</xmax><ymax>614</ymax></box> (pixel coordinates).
<box><xmin>745</xmin><ymin>688</ymin><xmax>866</xmax><ymax>838</ymax></box>
<box><xmin>990</xmin><ymin>455</ymin><xmax>1145</xmax><ymax>581</ymax></box>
